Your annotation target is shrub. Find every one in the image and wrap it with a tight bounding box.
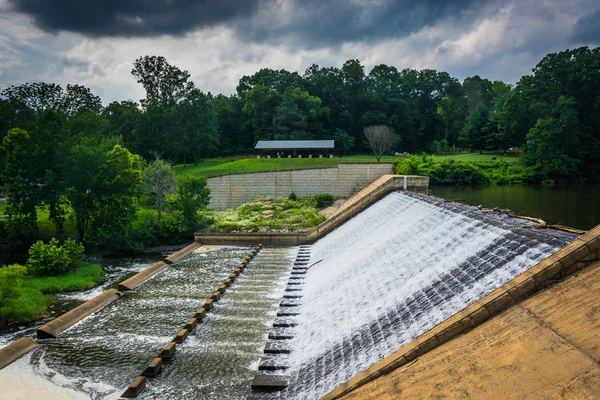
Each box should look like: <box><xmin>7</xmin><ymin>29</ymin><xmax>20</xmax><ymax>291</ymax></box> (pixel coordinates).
<box><xmin>394</xmin><ymin>155</ymin><xmax>540</xmax><ymax>185</ymax></box>
<box><xmin>0</xmin><ymin>264</ymin><xmax>27</xmax><ymax>306</ymax></box>
<box><xmin>27</xmin><ymin>238</ymin><xmax>74</xmax><ymax>276</ymax></box>
<box><xmin>314</xmin><ymin>193</ymin><xmax>334</xmax><ymax>208</ymax></box>
<box><xmin>288</xmin><ymin>192</ymin><xmax>297</xmax><ymax>201</ymax></box>
<box><xmin>63</xmin><ymin>239</ymin><xmax>85</xmax><ymax>266</ymax></box>
<box><xmin>160</xmin><ymin>210</ymin><xmax>193</xmax><ymax>244</ymax></box>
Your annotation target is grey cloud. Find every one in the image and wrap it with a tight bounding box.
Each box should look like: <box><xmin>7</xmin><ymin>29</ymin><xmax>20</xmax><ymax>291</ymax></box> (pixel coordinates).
<box><xmin>236</xmin><ymin>0</ymin><xmax>493</xmax><ymax>48</ymax></box>
<box><xmin>7</xmin><ymin>0</ymin><xmax>266</xmax><ymax>37</ymax></box>
<box><xmin>8</xmin><ymin>0</ymin><xmax>493</xmax><ymax>47</ymax></box>
<box><xmin>570</xmin><ymin>9</ymin><xmax>600</xmax><ymax>44</ymax></box>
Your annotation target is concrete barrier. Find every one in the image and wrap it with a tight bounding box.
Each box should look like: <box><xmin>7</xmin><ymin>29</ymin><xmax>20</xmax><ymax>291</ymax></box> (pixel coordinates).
<box><xmin>0</xmin><ymin>338</ymin><xmax>38</xmax><ymax>370</ymax></box>
<box><xmin>141</xmin><ymin>357</ymin><xmax>162</xmax><ymax>377</ymax></box>
<box><xmin>195</xmin><ymin>175</ymin><xmax>429</xmax><ymax>245</ymax></box>
<box><xmin>159</xmin><ymin>342</ymin><xmax>176</xmax><ymax>359</ymax></box>
<box><xmin>122</xmin><ymin>376</ymin><xmax>146</xmax><ymax>398</ymax></box>
<box><xmin>37</xmin><ymin>289</ymin><xmax>120</xmax><ymax>339</ymax></box>
<box><xmin>321</xmin><ymin>223</ymin><xmax>600</xmax><ymax>400</ymax></box>
<box><xmin>118</xmin><ymin>262</ymin><xmax>168</xmax><ymax>291</ymax></box>
<box><xmin>164</xmin><ymin>242</ymin><xmax>203</xmax><ymax>264</ymax></box>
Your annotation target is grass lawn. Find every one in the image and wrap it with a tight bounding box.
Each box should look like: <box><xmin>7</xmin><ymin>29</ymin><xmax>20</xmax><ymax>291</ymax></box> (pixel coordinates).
<box><xmin>0</xmin><ymin>262</ymin><xmax>105</xmax><ymax>322</ymax></box>
<box><xmin>433</xmin><ymin>152</ymin><xmax>520</xmax><ymax>162</ymax></box>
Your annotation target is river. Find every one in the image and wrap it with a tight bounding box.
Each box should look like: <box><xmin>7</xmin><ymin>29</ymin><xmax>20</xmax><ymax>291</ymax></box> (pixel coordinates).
<box><xmin>431</xmin><ymin>183</ymin><xmax>600</xmax><ymax>230</ymax></box>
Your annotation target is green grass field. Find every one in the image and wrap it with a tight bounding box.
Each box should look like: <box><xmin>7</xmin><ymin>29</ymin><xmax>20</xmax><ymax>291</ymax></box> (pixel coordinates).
<box><xmin>172</xmin><ymin>152</ymin><xmax>519</xmax><ymax>178</ymax></box>
<box><xmin>0</xmin><ymin>263</ymin><xmax>104</xmax><ymax>322</ymax></box>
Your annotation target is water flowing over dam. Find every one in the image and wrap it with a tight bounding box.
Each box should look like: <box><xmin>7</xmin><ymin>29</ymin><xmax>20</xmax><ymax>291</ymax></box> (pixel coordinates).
<box><xmin>267</xmin><ymin>191</ymin><xmax>574</xmax><ymax>399</ymax></box>
<box><xmin>0</xmin><ymin>191</ymin><xmax>577</xmax><ymax>399</ymax></box>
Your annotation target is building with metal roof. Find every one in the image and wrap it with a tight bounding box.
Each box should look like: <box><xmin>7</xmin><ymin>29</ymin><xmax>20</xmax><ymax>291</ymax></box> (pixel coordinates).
<box><xmin>254</xmin><ymin>140</ymin><xmax>335</xmax><ymax>158</ymax></box>
<box><xmin>255</xmin><ymin>140</ymin><xmax>334</xmax><ymax>150</ymax></box>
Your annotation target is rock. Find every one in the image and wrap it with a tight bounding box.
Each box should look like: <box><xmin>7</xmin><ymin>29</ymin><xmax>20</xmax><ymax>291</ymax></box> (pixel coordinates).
<box><xmin>477</xmin><ymin>205</ymin><xmax>482</xmax><ymax>209</ymax></box>
<box><xmin>50</xmin><ymin>311</ymin><xmax>56</xmax><ymax>314</ymax></box>
<box><xmin>49</xmin><ymin>304</ymin><xmax>55</xmax><ymax>309</ymax></box>
<box><xmin>18</xmin><ymin>326</ymin><xmax>26</xmax><ymax>330</ymax></box>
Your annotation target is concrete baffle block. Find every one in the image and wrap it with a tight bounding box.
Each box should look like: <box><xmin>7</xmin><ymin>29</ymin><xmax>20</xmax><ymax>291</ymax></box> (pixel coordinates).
<box><xmin>223</xmin><ymin>278</ymin><xmax>232</xmax><ymax>287</ymax></box>
<box><xmin>211</xmin><ymin>291</ymin><xmax>222</xmax><ymax>301</ymax></box>
<box><xmin>0</xmin><ymin>338</ymin><xmax>38</xmax><ymax>370</ymax></box>
<box><xmin>159</xmin><ymin>342</ymin><xmax>176</xmax><ymax>360</ymax></box>
<box><xmin>142</xmin><ymin>357</ymin><xmax>163</xmax><ymax>377</ymax></box>
<box><xmin>185</xmin><ymin>317</ymin><xmax>197</xmax><ymax>331</ymax></box>
<box><xmin>122</xmin><ymin>376</ymin><xmax>146</xmax><ymax>398</ymax></box>
<box><xmin>195</xmin><ymin>308</ymin><xmax>206</xmax><ymax>320</ymax></box>
<box><xmin>174</xmin><ymin>328</ymin><xmax>189</xmax><ymax>344</ymax></box>
<box><xmin>251</xmin><ymin>374</ymin><xmax>289</xmax><ymax>392</ymax></box>
<box><xmin>204</xmin><ymin>299</ymin><xmax>214</xmax><ymax>310</ymax></box>
<box><xmin>218</xmin><ymin>284</ymin><xmax>227</xmax><ymax>294</ymax></box>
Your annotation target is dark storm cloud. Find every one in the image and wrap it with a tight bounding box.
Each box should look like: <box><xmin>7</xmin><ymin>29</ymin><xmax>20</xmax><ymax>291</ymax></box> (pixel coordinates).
<box><xmin>8</xmin><ymin>0</ymin><xmax>490</xmax><ymax>45</ymax></box>
<box><xmin>7</xmin><ymin>0</ymin><xmax>266</xmax><ymax>37</ymax></box>
<box><xmin>237</xmin><ymin>0</ymin><xmax>492</xmax><ymax>47</ymax></box>
<box><xmin>569</xmin><ymin>9</ymin><xmax>600</xmax><ymax>45</ymax></box>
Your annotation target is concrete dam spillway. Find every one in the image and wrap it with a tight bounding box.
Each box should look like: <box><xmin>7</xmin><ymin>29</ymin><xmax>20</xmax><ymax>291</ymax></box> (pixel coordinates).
<box><xmin>0</xmin><ymin>191</ymin><xmax>578</xmax><ymax>399</ymax></box>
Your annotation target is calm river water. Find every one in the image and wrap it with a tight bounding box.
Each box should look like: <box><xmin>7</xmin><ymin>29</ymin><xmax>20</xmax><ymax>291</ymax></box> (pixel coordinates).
<box><xmin>432</xmin><ymin>184</ymin><xmax>600</xmax><ymax>230</ymax></box>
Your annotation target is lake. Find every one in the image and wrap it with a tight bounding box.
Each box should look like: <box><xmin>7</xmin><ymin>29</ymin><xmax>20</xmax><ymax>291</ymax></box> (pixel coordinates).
<box><xmin>431</xmin><ymin>184</ymin><xmax>600</xmax><ymax>230</ymax></box>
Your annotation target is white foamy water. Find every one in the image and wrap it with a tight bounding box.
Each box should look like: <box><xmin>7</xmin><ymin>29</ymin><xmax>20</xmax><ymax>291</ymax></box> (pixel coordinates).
<box><xmin>282</xmin><ymin>191</ymin><xmax>571</xmax><ymax>399</ymax></box>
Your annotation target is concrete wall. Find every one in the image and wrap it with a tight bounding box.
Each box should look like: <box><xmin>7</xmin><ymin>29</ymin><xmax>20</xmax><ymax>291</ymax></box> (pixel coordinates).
<box><xmin>207</xmin><ymin>163</ymin><xmax>394</xmax><ymax>209</ymax></box>
<box><xmin>196</xmin><ymin>175</ymin><xmax>429</xmax><ymax>245</ymax></box>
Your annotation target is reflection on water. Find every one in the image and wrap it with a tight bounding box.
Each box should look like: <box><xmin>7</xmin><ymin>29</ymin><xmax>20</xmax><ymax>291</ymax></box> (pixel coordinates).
<box><xmin>432</xmin><ymin>183</ymin><xmax>600</xmax><ymax>230</ymax></box>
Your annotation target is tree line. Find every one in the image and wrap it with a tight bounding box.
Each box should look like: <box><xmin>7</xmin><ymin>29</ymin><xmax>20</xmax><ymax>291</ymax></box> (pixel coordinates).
<box><xmin>0</xmin><ymin>46</ymin><xmax>598</xmax><ymax>253</ymax></box>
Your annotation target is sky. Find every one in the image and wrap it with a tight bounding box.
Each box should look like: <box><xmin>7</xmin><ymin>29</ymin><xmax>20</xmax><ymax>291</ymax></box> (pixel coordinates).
<box><xmin>0</xmin><ymin>0</ymin><xmax>599</xmax><ymax>105</ymax></box>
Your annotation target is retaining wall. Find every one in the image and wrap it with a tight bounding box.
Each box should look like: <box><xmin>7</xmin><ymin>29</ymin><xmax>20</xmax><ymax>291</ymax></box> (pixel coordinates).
<box><xmin>207</xmin><ymin>163</ymin><xmax>394</xmax><ymax>209</ymax></box>
<box><xmin>322</xmin><ymin>223</ymin><xmax>600</xmax><ymax>400</ymax></box>
<box><xmin>196</xmin><ymin>174</ymin><xmax>429</xmax><ymax>245</ymax></box>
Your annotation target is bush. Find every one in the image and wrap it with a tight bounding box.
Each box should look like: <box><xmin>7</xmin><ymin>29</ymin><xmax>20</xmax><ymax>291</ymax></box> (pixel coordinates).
<box><xmin>27</xmin><ymin>238</ymin><xmax>75</xmax><ymax>276</ymax></box>
<box><xmin>0</xmin><ymin>264</ymin><xmax>27</xmax><ymax>306</ymax></box>
<box><xmin>63</xmin><ymin>238</ymin><xmax>85</xmax><ymax>266</ymax></box>
<box><xmin>314</xmin><ymin>193</ymin><xmax>334</xmax><ymax>208</ymax></box>
<box><xmin>394</xmin><ymin>155</ymin><xmax>539</xmax><ymax>185</ymax></box>
<box><xmin>288</xmin><ymin>192</ymin><xmax>297</xmax><ymax>201</ymax></box>
<box><xmin>160</xmin><ymin>210</ymin><xmax>193</xmax><ymax>244</ymax></box>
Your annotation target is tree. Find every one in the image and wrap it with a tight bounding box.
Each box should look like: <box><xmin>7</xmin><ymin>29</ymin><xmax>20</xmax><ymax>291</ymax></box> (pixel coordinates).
<box><xmin>168</xmin><ymin>174</ymin><xmax>211</xmax><ymax>230</ymax></box>
<box><xmin>363</xmin><ymin>125</ymin><xmax>399</xmax><ymax>162</ymax></box>
<box><xmin>463</xmin><ymin>75</ymin><xmax>493</xmax><ymax>116</ymax></box>
<box><xmin>59</xmin><ymin>84</ymin><xmax>103</xmax><ymax>115</ymax></box>
<box><xmin>522</xmin><ymin>96</ymin><xmax>582</xmax><ymax>180</ymax></box>
<box><xmin>332</xmin><ymin>129</ymin><xmax>354</xmax><ymax>154</ymax></box>
<box><xmin>1</xmin><ymin>128</ymin><xmax>42</xmax><ymax>240</ymax></box>
<box><xmin>272</xmin><ymin>90</ymin><xmax>310</xmax><ymax>140</ymax></box>
<box><xmin>459</xmin><ymin>104</ymin><xmax>492</xmax><ymax>154</ymax></box>
<box><xmin>87</xmin><ymin>145</ymin><xmax>143</xmax><ymax>247</ymax></box>
<box><xmin>131</xmin><ymin>55</ymin><xmax>194</xmax><ymax>106</ymax></box>
<box><xmin>142</xmin><ymin>159</ymin><xmax>176</xmax><ymax>223</ymax></box>
<box><xmin>175</xmin><ymin>89</ymin><xmax>219</xmax><ymax>164</ymax></box>
<box><xmin>0</xmin><ymin>82</ymin><xmax>63</xmax><ymax>114</ymax></box>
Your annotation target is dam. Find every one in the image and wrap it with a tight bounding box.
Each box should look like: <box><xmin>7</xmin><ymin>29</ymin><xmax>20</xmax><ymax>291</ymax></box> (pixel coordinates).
<box><xmin>1</xmin><ymin>187</ymin><xmax>598</xmax><ymax>399</ymax></box>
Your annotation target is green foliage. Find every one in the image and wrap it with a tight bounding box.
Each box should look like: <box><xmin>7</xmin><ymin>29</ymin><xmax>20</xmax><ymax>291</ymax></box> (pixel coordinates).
<box><xmin>209</xmin><ymin>197</ymin><xmax>325</xmax><ymax>233</ymax></box>
<box><xmin>288</xmin><ymin>192</ymin><xmax>297</xmax><ymax>201</ymax></box>
<box><xmin>168</xmin><ymin>174</ymin><xmax>211</xmax><ymax>230</ymax></box>
<box><xmin>0</xmin><ymin>263</ymin><xmax>104</xmax><ymax>322</ymax></box>
<box><xmin>159</xmin><ymin>210</ymin><xmax>191</xmax><ymax>244</ymax></box>
<box><xmin>26</xmin><ymin>238</ymin><xmax>84</xmax><ymax>276</ymax></box>
<box><xmin>314</xmin><ymin>193</ymin><xmax>334</xmax><ymax>208</ymax></box>
<box><xmin>522</xmin><ymin>96</ymin><xmax>582</xmax><ymax>180</ymax></box>
<box><xmin>142</xmin><ymin>158</ymin><xmax>176</xmax><ymax>223</ymax></box>
<box><xmin>0</xmin><ymin>264</ymin><xmax>26</xmax><ymax>305</ymax></box>
<box><xmin>394</xmin><ymin>155</ymin><xmax>537</xmax><ymax>185</ymax></box>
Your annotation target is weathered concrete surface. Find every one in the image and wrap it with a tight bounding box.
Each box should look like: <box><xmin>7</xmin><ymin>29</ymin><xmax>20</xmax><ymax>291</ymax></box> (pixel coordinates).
<box><xmin>163</xmin><ymin>242</ymin><xmax>202</xmax><ymax>264</ymax></box>
<box><xmin>207</xmin><ymin>163</ymin><xmax>394</xmax><ymax>209</ymax></box>
<box><xmin>118</xmin><ymin>261</ymin><xmax>168</xmax><ymax>291</ymax></box>
<box><xmin>336</xmin><ymin>259</ymin><xmax>600</xmax><ymax>400</ymax></box>
<box><xmin>0</xmin><ymin>338</ymin><xmax>38</xmax><ymax>370</ymax></box>
<box><xmin>196</xmin><ymin>174</ymin><xmax>429</xmax><ymax>245</ymax></box>
<box><xmin>37</xmin><ymin>289</ymin><xmax>120</xmax><ymax>339</ymax></box>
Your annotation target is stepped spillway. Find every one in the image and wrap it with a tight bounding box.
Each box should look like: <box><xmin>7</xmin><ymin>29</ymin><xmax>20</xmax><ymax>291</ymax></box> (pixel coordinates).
<box><xmin>265</xmin><ymin>191</ymin><xmax>575</xmax><ymax>399</ymax></box>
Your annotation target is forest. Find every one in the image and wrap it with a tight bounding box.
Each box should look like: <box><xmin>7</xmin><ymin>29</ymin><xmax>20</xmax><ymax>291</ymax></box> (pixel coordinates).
<box><xmin>0</xmin><ymin>46</ymin><xmax>598</xmax><ymax>254</ymax></box>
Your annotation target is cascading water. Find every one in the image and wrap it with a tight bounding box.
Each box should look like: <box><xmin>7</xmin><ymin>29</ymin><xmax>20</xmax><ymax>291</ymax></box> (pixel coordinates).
<box><xmin>0</xmin><ymin>247</ymin><xmax>294</xmax><ymax>399</ymax></box>
<box><xmin>269</xmin><ymin>191</ymin><xmax>575</xmax><ymax>399</ymax></box>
